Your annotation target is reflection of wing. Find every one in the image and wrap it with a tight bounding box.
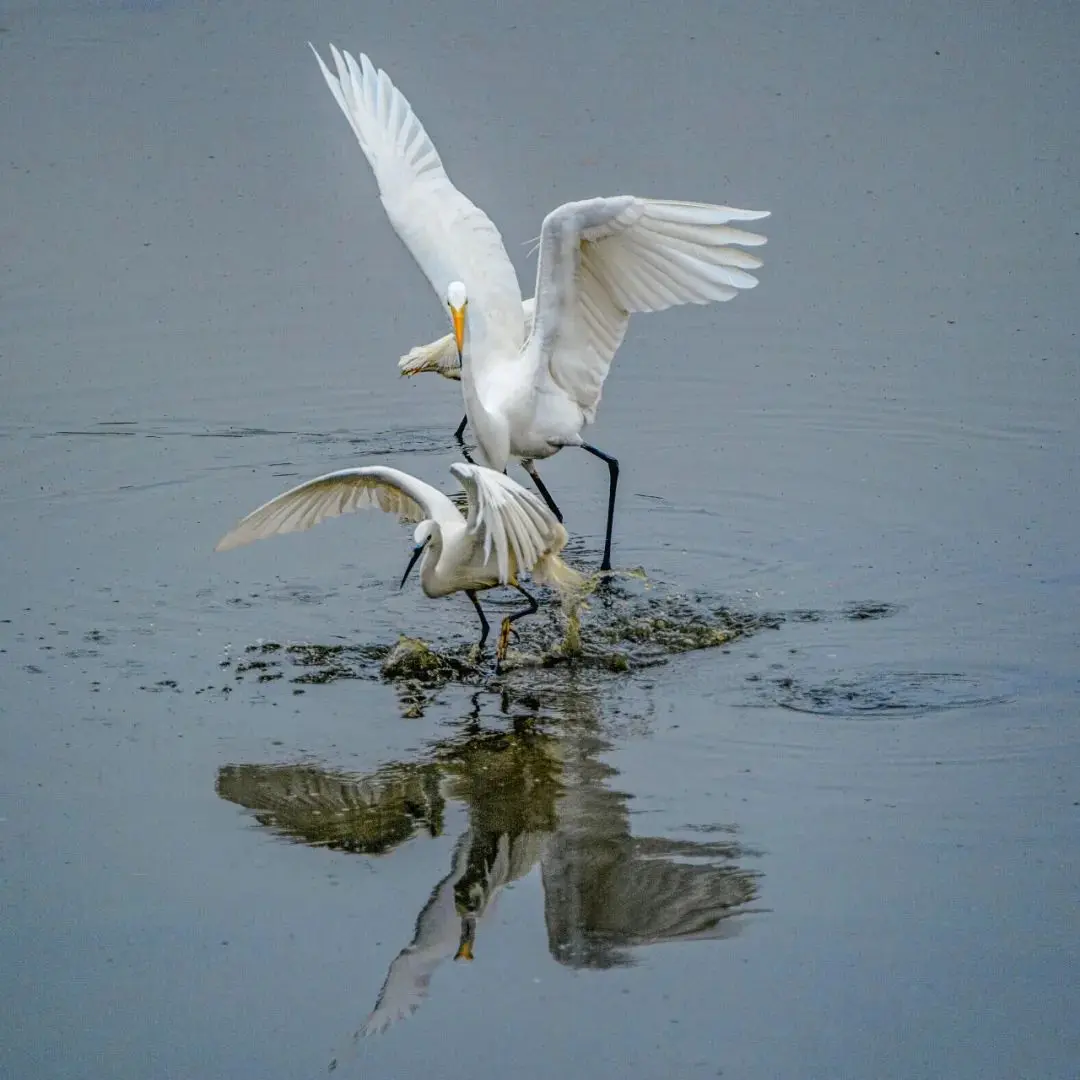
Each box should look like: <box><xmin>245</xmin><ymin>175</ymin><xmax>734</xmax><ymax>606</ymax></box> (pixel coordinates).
<box><xmin>214</xmin><ymin>762</ymin><xmax>445</xmax><ymax>855</ymax></box>
<box><xmin>542</xmin><ymin>760</ymin><xmax>760</xmax><ymax>969</ymax></box>
<box><xmin>363</xmin><ymin>832</ymin><xmax>472</xmax><ymax>1036</ymax></box>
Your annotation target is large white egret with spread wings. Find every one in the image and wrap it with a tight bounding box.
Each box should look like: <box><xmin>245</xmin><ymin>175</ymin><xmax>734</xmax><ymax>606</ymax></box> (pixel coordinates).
<box><xmin>397</xmin><ymin>296</ymin><xmax>537</xmax><ymax>443</ymax></box>
<box><xmin>215</xmin><ymin>462</ymin><xmax>581</xmax><ymax>661</ymax></box>
<box><xmin>311</xmin><ymin>44</ymin><xmax>769</xmax><ymax>571</ymax></box>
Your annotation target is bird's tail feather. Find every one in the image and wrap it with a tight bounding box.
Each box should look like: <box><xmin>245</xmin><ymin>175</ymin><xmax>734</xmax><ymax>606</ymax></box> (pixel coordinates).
<box><xmin>531</xmin><ymin>544</ymin><xmax>589</xmax><ymax>656</ymax></box>
<box><xmin>531</xmin><ymin>521</ymin><xmax>586</xmax><ymax>604</ymax></box>
<box><xmin>532</xmin><ymin>550</ymin><xmax>585</xmax><ymax>598</ymax></box>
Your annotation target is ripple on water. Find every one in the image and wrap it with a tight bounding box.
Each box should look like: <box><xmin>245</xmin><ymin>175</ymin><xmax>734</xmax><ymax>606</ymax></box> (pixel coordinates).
<box><xmin>754</xmin><ymin>668</ymin><xmax>1015</xmax><ymax>719</ymax></box>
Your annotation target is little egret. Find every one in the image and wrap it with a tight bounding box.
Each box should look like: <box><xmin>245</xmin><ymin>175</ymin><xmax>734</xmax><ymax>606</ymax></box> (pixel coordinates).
<box><xmin>311</xmin><ymin>45</ymin><xmax>769</xmax><ymax>571</ymax></box>
<box><xmin>215</xmin><ymin>462</ymin><xmax>582</xmax><ymax>661</ymax></box>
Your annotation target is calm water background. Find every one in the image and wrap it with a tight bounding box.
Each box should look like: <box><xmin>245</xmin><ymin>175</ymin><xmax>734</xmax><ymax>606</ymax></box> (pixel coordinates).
<box><xmin>2</xmin><ymin>1</ymin><xmax>1078</xmax><ymax>1078</ymax></box>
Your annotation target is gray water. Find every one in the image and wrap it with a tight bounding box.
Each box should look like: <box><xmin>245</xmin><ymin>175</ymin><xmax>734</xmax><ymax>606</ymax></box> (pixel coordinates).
<box><xmin>2</xmin><ymin>1</ymin><xmax>1078</xmax><ymax>1078</ymax></box>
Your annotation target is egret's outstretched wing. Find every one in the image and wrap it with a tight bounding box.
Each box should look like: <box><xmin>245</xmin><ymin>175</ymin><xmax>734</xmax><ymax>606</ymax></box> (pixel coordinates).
<box><xmin>530</xmin><ymin>197</ymin><xmax>769</xmax><ymax>420</ymax></box>
<box><xmin>215</xmin><ymin>466</ymin><xmax>461</xmax><ymax>552</ymax></box>
<box><xmin>398</xmin><ymin>297</ymin><xmax>538</xmax><ymax>380</ymax></box>
<box><xmin>310</xmin><ymin>45</ymin><xmax>526</xmax><ymax>359</ymax></box>
<box><xmin>449</xmin><ymin>463</ymin><xmax>564</xmax><ymax>584</ymax></box>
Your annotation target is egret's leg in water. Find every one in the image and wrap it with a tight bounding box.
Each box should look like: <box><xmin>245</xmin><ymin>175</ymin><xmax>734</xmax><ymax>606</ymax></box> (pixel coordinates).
<box><xmin>581</xmin><ymin>443</ymin><xmax>619</xmax><ymax>572</ymax></box>
<box><xmin>496</xmin><ymin>585</ymin><xmax>539</xmax><ymax>663</ymax></box>
<box><xmin>522</xmin><ymin>460</ymin><xmax>563</xmax><ymax>523</ymax></box>
<box><xmin>454</xmin><ymin>415</ymin><xmax>468</xmax><ymax>443</ymax></box>
<box><xmin>466</xmin><ymin>590</ymin><xmax>490</xmax><ymax>654</ymax></box>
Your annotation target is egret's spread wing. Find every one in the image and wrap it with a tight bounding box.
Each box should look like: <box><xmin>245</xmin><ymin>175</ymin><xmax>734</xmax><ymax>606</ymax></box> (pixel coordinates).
<box><xmin>311</xmin><ymin>45</ymin><xmax>526</xmax><ymax>358</ymax></box>
<box><xmin>449</xmin><ymin>463</ymin><xmax>562</xmax><ymax>584</ymax></box>
<box><xmin>215</xmin><ymin>466</ymin><xmax>461</xmax><ymax>552</ymax></box>
<box><xmin>530</xmin><ymin>197</ymin><xmax>769</xmax><ymax>420</ymax></box>
<box><xmin>398</xmin><ymin>297</ymin><xmax>537</xmax><ymax>379</ymax></box>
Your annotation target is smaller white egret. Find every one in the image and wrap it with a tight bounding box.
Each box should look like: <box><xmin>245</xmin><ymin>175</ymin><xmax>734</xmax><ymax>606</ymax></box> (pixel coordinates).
<box><xmin>215</xmin><ymin>462</ymin><xmax>581</xmax><ymax>661</ymax></box>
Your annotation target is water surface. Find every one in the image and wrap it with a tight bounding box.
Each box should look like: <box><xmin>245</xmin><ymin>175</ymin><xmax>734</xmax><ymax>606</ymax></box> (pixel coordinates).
<box><xmin>2</xmin><ymin>1</ymin><xmax>1078</xmax><ymax>1078</ymax></box>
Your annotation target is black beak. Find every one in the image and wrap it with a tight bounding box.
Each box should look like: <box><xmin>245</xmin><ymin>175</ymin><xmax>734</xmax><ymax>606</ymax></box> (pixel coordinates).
<box><xmin>399</xmin><ymin>539</ymin><xmax>427</xmax><ymax>590</ymax></box>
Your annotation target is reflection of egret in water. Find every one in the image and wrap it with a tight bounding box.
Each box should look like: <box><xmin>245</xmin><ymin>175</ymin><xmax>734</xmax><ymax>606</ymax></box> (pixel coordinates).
<box><xmin>216</xmin><ymin>691</ymin><xmax>761</xmax><ymax>1041</ymax></box>
<box><xmin>216</xmin><ymin>720</ymin><xmax>562</xmax><ymax>1037</ymax></box>
<box><xmin>361</xmin><ymin>723</ymin><xmax>560</xmax><ymax>1036</ymax></box>
<box><xmin>541</xmin><ymin>731</ymin><xmax>757</xmax><ymax>969</ymax></box>
<box><xmin>361</xmin><ymin>821</ymin><xmax>549</xmax><ymax>1037</ymax></box>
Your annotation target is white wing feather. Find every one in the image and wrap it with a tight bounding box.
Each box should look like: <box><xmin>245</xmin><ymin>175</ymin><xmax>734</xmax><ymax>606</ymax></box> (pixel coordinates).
<box><xmin>398</xmin><ymin>297</ymin><xmax>537</xmax><ymax>379</ymax></box>
<box><xmin>215</xmin><ymin>466</ymin><xmax>462</xmax><ymax>552</ymax></box>
<box><xmin>397</xmin><ymin>332</ymin><xmax>465</xmax><ymax>380</ymax></box>
<box><xmin>449</xmin><ymin>463</ymin><xmax>565</xmax><ymax>585</ymax></box>
<box><xmin>310</xmin><ymin>45</ymin><xmax>526</xmax><ymax>359</ymax></box>
<box><xmin>530</xmin><ymin>197</ymin><xmax>769</xmax><ymax>420</ymax></box>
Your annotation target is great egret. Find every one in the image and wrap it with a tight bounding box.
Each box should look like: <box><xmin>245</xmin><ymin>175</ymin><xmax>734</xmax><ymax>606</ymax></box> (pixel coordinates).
<box><xmin>215</xmin><ymin>462</ymin><xmax>581</xmax><ymax>660</ymax></box>
<box><xmin>311</xmin><ymin>44</ymin><xmax>769</xmax><ymax>571</ymax></box>
<box><xmin>398</xmin><ymin>297</ymin><xmax>537</xmax><ymax>443</ymax></box>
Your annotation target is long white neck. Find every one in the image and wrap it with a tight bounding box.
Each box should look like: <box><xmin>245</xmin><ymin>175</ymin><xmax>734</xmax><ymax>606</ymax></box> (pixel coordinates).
<box><xmin>418</xmin><ymin>530</ymin><xmax>444</xmax><ymax>595</ymax></box>
<box><xmin>458</xmin><ymin>309</ymin><xmax>510</xmax><ymax>470</ymax></box>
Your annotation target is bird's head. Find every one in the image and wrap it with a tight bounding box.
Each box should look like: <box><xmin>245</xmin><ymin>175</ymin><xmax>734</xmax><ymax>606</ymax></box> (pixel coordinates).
<box><xmin>446</xmin><ymin>280</ymin><xmax>468</xmax><ymax>360</ymax></box>
<box><xmin>400</xmin><ymin>520</ymin><xmax>437</xmax><ymax>589</ymax></box>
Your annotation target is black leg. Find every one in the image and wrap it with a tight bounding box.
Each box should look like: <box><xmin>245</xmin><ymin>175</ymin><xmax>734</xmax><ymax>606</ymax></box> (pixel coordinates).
<box><xmin>581</xmin><ymin>443</ymin><xmax>619</xmax><ymax>572</ymax></box>
<box><xmin>496</xmin><ymin>585</ymin><xmax>540</xmax><ymax>664</ymax></box>
<box><xmin>455</xmin><ymin>415</ymin><xmax>475</xmax><ymax>464</ymax></box>
<box><xmin>508</xmin><ymin>584</ymin><xmax>539</xmax><ymax>629</ymax></box>
<box><xmin>522</xmin><ymin>460</ymin><xmax>563</xmax><ymax>523</ymax></box>
<box><xmin>466</xmin><ymin>589</ymin><xmax>489</xmax><ymax>652</ymax></box>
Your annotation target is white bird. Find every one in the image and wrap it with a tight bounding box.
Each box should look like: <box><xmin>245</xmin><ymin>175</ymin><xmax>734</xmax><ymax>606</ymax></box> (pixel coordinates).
<box><xmin>310</xmin><ymin>44</ymin><xmax>769</xmax><ymax>571</ymax></box>
<box><xmin>398</xmin><ymin>296</ymin><xmax>537</xmax><ymax>443</ymax></box>
<box><xmin>215</xmin><ymin>462</ymin><xmax>581</xmax><ymax>660</ymax></box>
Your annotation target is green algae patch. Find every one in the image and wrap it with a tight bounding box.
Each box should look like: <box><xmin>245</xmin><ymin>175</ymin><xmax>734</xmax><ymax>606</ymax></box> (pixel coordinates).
<box><xmin>380</xmin><ymin>636</ymin><xmax>478</xmax><ymax>685</ymax></box>
<box><xmin>595</xmin><ymin>610</ymin><xmax>742</xmax><ymax>655</ymax></box>
<box><xmin>222</xmin><ymin>576</ymin><xmax>784</xmax><ymax>698</ymax></box>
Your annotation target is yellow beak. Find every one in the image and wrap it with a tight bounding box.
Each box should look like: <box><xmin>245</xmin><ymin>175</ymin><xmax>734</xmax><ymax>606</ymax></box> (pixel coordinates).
<box><xmin>450</xmin><ymin>304</ymin><xmax>466</xmax><ymax>360</ymax></box>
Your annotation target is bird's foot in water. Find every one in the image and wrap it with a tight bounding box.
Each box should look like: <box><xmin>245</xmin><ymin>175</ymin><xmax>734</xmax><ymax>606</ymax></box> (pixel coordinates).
<box><xmin>591</xmin><ymin>567</ymin><xmax>622</xmax><ymax>596</ymax></box>
<box><xmin>467</xmin><ymin>642</ymin><xmax>486</xmax><ymax>668</ymax></box>
<box><xmin>495</xmin><ymin>617</ymin><xmax>516</xmax><ymax>664</ymax></box>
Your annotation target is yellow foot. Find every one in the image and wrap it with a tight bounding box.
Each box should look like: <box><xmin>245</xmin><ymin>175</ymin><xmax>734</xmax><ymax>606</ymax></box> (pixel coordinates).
<box><xmin>496</xmin><ymin>616</ymin><xmax>513</xmax><ymax>662</ymax></box>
